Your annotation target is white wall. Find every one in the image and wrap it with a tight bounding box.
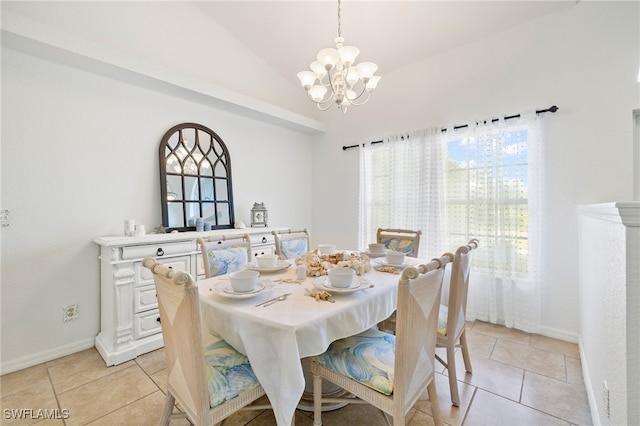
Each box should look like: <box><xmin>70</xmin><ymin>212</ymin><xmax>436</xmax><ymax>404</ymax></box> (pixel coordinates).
<box><xmin>0</xmin><ymin>46</ymin><xmax>314</xmax><ymax>371</ymax></box>
<box><xmin>0</xmin><ymin>1</ymin><xmax>319</xmax><ymax>118</ymax></box>
<box><xmin>311</xmin><ymin>1</ymin><xmax>640</xmax><ymax>339</ymax></box>
<box><xmin>577</xmin><ymin>203</ymin><xmax>640</xmax><ymax>425</ymax></box>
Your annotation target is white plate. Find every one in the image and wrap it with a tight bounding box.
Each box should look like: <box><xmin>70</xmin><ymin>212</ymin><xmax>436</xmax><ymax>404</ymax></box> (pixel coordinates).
<box><xmin>213</xmin><ymin>279</ymin><xmax>273</xmax><ymax>299</ymax></box>
<box><xmin>374</xmin><ymin>259</ymin><xmax>414</xmax><ymax>270</ymax></box>
<box><xmin>313</xmin><ymin>276</ymin><xmax>371</xmax><ymax>294</ymax></box>
<box><xmin>244</xmin><ymin>260</ymin><xmax>290</xmax><ymax>273</ymax></box>
<box><xmin>363</xmin><ymin>251</ymin><xmax>386</xmax><ymax>258</ymax></box>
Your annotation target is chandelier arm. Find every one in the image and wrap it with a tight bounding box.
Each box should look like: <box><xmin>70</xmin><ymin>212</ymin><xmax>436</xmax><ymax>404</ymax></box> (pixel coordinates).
<box><xmin>316</xmin><ymin>78</ymin><xmax>333</xmax><ymax>89</ymax></box>
<box><xmin>348</xmin><ymin>90</ymin><xmax>372</xmax><ymax>106</ymax></box>
<box><xmin>346</xmin><ymin>85</ymin><xmax>368</xmax><ymax>101</ymax></box>
<box><xmin>317</xmin><ymin>100</ymin><xmax>336</xmax><ymax>111</ymax></box>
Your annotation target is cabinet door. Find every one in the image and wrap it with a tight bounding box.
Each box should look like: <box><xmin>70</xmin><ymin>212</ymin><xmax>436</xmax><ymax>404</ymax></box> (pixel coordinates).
<box><xmin>134</xmin><ymin>285</ymin><xmax>158</xmax><ymax>313</ymax></box>
<box><xmin>134</xmin><ymin>310</ymin><xmax>162</xmax><ymax>339</ymax></box>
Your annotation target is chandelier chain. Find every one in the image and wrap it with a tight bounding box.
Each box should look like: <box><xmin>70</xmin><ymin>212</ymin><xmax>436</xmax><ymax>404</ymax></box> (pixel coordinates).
<box><xmin>337</xmin><ymin>0</ymin><xmax>341</xmax><ymax>38</ymax></box>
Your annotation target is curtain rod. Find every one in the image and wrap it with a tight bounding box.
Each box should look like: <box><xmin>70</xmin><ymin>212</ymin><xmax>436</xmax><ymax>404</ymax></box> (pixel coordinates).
<box><xmin>342</xmin><ymin>105</ymin><xmax>559</xmax><ymax>151</ymax></box>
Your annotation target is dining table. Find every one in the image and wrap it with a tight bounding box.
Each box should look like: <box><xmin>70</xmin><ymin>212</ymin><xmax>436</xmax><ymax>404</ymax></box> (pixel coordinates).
<box><xmin>197</xmin><ymin>254</ymin><xmax>418</xmax><ymax>426</ymax></box>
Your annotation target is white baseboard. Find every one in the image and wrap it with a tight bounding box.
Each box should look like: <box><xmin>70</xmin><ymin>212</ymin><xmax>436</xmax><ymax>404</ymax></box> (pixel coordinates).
<box><xmin>578</xmin><ymin>335</ymin><xmax>601</xmax><ymax>426</ymax></box>
<box><xmin>537</xmin><ymin>325</ymin><xmax>580</xmax><ymax>343</ymax></box>
<box><xmin>0</xmin><ymin>337</ymin><xmax>95</xmax><ymax>375</ymax></box>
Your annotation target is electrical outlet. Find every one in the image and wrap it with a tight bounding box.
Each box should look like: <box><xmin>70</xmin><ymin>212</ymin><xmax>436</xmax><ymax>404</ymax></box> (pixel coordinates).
<box><xmin>63</xmin><ymin>304</ymin><xmax>79</xmax><ymax>322</ymax></box>
<box><xmin>603</xmin><ymin>380</ymin><xmax>610</xmax><ymax>418</ymax></box>
<box><xmin>0</xmin><ymin>209</ymin><xmax>9</xmax><ymax>227</ymax></box>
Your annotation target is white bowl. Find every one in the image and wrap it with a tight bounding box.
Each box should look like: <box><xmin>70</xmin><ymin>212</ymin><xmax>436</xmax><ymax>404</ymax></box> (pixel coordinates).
<box><xmin>327</xmin><ymin>268</ymin><xmax>356</xmax><ymax>288</ymax></box>
<box><xmin>385</xmin><ymin>251</ymin><xmax>405</xmax><ymax>266</ymax></box>
<box><xmin>318</xmin><ymin>244</ymin><xmax>336</xmax><ymax>255</ymax></box>
<box><xmin>368</xmin><ymin>243</ymin><xmax>386</xmax><ymax>254</ymax></box>
<box><xmin>229</xmin><ymin>270</ymin><xmax>259</xmax><ymax>292</ymax></box>
<box><xmin>256</xmin><ymin>254</ymin><xmax>278</xmax><ymax>268</ymax></box>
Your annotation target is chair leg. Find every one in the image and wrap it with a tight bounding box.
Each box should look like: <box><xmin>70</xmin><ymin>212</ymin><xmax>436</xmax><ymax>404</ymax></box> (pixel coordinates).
<box><xmin>160</xmin><ymin>392</ymin><xmax>176</xmax><ymax>426</ymax></box>
<box><xmin>446</xmin><ymin>342</ymin><xmax>460</xmax><ymax>406</ymax></box>
<box><xmin>460</xmin><ymin>330</ymin><xmax>473</xmax><ymax>373</ymax></box>
<box><xmin>313</xmin><ymin>373</ymin><xmax>323</xmax><ymax>426</ymax></box>
<box><xmin>427</xmin><ymin>380</ymin><xmax>442</xmax><ymax>426</ymax></box>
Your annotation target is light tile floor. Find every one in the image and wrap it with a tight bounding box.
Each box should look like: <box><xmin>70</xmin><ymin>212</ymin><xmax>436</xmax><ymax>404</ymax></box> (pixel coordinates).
<box><xmin>1</xmin><ymin>321</ymin><xmax>592</xmax><ymax>425</ymax></box>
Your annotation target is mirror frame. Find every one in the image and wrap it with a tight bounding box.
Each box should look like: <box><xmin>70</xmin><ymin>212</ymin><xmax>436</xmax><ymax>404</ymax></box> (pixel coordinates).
<box><xmin>159</xmin><ymin>122</ymin><xmax>235</xmax><ymax>232</ymax></box>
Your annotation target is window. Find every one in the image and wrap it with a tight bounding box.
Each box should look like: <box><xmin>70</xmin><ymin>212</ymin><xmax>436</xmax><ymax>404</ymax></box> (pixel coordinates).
<box><xmin>446</xmin><ymin>126</ymin><xmax>530</xmax><ymax>273</ymax></box>
<box><xmin>359</xmin><ymin>115</ymin><xmax>543</xmax><ymax>331</ymax></box>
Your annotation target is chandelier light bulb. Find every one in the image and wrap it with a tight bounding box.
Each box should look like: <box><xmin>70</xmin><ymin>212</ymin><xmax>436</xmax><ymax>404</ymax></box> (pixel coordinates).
<box><xmin>355</xmin><ymin>62</ymin><xmax>378</xmax><ymax>80</ymax></box>
<box><xmin>296</xmin><ymin>0</ymin><xmax>381</xmax><ymax>112</ymax></box>
<box><xmin>366</xmin><ymin>75</ymin><xmax>382</xmax><ymax>91</ymax></box>
<box><xmin>316</xmin><ymin>48</ymin><xmax>340</xmax><ymax>70</ymax></box>
<box><xmin>297</xmin><ymin>71</ymin><xmax>317</xmax><ymax>89</ymax></box>
<box><xmin>309</xmin><ymin>85</ymin><xmax>328</xmax><ymax>102</ymax></box>
<box><xmin>345</xmin><ymin>67</ymin><xmax>359</xmax><ymax>87</ymax></box>
<box><xmin>310</xmin><ymin>61</ymin><xmax>327</xmax><ymax>79</ymax></box>
<box><xmin>338</xmin><ymin>45</ymin><xmax>360</xmax><ymax>66</ymax></box>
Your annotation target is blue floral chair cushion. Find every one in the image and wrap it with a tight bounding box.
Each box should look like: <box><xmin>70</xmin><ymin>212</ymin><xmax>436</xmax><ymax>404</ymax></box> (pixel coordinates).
<box><xmin>313</xmin><ymin>327</ymin><xmax>395</xmax><ymax>395</ymax></box>
<box><xmin>379</xmin><ymin>237</ymin><xmax>417</xmax><ymax>257</ymax></box>
<box><xmin>204</xmin><ymin>340</ymin><xmax>261</xmax><ymax>408</ymax></box>
<box><xmin>280</xmin><ymin>239</ymin><xmax>308</xmax><ymax>259</ymax></box>
<box><xmin>206</xmin><ymin>246</ymin><xmax>249</xmax><ymax>277</ymax></box>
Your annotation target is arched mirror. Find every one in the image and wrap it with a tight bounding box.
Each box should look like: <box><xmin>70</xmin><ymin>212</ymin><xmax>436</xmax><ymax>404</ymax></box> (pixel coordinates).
<box><xmin>159</xmin><ymin>123</ymin><xmax>235</xmax><ymax>231</ymax></box>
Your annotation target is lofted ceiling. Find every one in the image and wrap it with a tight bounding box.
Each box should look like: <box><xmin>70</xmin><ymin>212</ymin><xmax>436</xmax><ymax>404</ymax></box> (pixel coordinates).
<box><xmin>195</xmin><ymin>1</ymin><xmax>576</xmax><ymax>84</ymax></box>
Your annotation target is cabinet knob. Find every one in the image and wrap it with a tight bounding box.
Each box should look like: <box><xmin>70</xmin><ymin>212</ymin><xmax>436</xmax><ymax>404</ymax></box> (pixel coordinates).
<box><xmin>156</xmin><ymin>248</ymin><xmax>164</xmax><ymax>256</ymax></box>
<box><xmin>262</xmin><ymin>236</ymin><xmax>267</xmax><ymax>243</ymax></box>
<box><xmin>156</xmin><ymin>317</ymin><xmax>161</xmax><ymax>323</ymax></box>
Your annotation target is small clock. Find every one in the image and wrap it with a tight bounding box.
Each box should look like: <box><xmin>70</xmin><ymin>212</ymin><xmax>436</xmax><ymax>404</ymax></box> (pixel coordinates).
<box><xmin>250</xmin><ymin>202</ymin><xmax>268</xmax><ymax>227</ymax></box>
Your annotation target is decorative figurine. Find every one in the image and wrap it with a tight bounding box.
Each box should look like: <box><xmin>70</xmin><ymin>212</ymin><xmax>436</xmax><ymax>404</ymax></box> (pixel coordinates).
<box><xmin>250</xmin><ymin>202</ymin><xmax>268</xmax><ymax>227</ymax></box>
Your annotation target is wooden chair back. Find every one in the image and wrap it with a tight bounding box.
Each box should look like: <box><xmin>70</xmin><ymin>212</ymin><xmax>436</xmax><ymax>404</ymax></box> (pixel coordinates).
<box><xmin>376</xmin><ymin>228</ymin><xmax>422</xmax><ymax>257</ymax></box>
<box><xmin>141</xmin><ymin>257</ymin><xmax>210</xmax><ymax>424</ymax></box>
<box><xmin>197</xmin><ymin>234</ymin><xmax>252</xmax><ymax>278</ymax></box>
<box><xmin>445</xmin><ymin>238</ymin><xmax>479</xmax><ymax>343</ymax></box>
<box><xmin>272</xmin><ymin>228</ymin><xmax>310</xmax><ymax>259</ymax></box>
<box><xmin>436</xmin><ymin>238</ymin><xmax>479</xmax><ymax>406</ymax></box>
<box><xmin>393</xmin><ymin>254</ymin><xmax>452</xmax><ymax>413</ymax></box>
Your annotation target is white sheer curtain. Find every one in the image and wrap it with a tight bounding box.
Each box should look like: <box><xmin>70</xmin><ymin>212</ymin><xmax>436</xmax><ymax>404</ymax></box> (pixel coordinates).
<box><xmin>359</xmin><ymin>115</ymin><xmax>543</xmax><ymax>333</ymax></box>
<box><xmin>443</xmin><ymin>113</ymin><xmax>543</xmax><ymax>333</ymax></box>
<box><xmin>358</xmin><ymin>128</ymin><xmax>448</xmax><ymax>259</ymax></box>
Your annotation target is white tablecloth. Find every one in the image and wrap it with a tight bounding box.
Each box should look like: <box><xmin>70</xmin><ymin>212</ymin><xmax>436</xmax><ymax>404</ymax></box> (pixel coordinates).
<box><xmin>197</xmin><ymin>259</ymin><xmax>403</xmax><ymax>426</ymax></box>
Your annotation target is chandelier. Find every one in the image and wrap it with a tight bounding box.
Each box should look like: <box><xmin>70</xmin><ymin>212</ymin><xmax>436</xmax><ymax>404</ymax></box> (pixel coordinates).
<box><xmin>296</xmin><ymin>0</ymin><xmax>381</xmax><ymax>113</ymax></box>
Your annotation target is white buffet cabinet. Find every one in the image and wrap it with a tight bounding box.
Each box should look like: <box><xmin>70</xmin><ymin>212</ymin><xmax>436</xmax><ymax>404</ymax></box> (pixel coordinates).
<box><xmin>93</xmin><ymin>227</ymin><xmax>285</xmax><ymax>366</ymax></box>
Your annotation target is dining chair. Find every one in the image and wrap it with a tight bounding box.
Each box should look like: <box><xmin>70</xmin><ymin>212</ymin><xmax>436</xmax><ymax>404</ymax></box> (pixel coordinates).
<box><xmin>272</xmin><ymin>228</ymin><xmax>310</xmax><ymax>259</ymax></box>
<box><xmin>197</xmin><ymin>234</ymin><xmax>252</xmax><ymax>278</ymax></box>
<box><xmin>141</xmin><ymin>257</ymin><xmax>270</xmax><ymax>426</ymax></box>
<box><xmin>376</xmin><ymin>227</ymin><xmax>422</xmax><ymax>332</ymax></box>
<box><xmin>310</xmin><ymin>254</ymin><xmax>453</xmax><ymax>426</ymax></box>
<box><xmin>376</xmin><ymin>228</ymin><xmax>422</xmax><ymax>258</ymax></box>
<box><xmin>436</xmin><ymin>238</ymin><xmax>479</xmax><ymax>406</ymax></box>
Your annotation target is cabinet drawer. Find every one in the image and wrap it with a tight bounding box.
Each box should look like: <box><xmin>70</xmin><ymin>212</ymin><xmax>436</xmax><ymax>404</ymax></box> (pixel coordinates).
<box><xmin>134</xmin><ymin>309</ymin><xmax>162</xmax><ymax>339</ymax></box>
<box><xmin>122</xmin><ymin>241</ymin><xmax>193</xmax><ymax>260</ymax></box>
<box><xmin>134</xmin><ymin>285</ymin><xmax>158</xmax><ymax>313</ymax></box>
<box><xmin>136</xmin><ymin>256</ymin><xmax>191</xmax><ymax>286</ymax></box>
<box><xmin>252</xmin><ymin>245</ymin><xmax>275</xmax><ymax>258</ymax></box>
<box><xmin>249</xmin><ymin>233</ymin><xmax>275</xmax><ymax>246</ymax></box>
